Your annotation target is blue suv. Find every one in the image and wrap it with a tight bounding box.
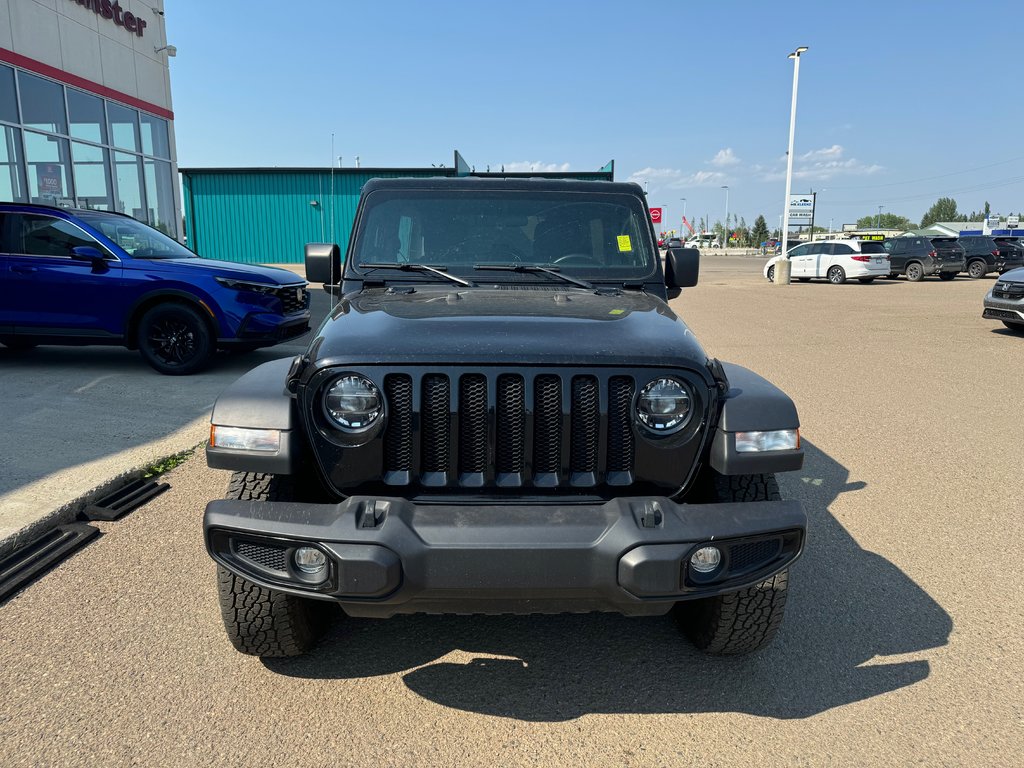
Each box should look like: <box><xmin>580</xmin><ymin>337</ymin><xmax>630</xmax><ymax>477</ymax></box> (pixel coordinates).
<box><xmin>0</xmin><ymin>204</ymin><xmax>311</xmax><ymax>374</ymax></box>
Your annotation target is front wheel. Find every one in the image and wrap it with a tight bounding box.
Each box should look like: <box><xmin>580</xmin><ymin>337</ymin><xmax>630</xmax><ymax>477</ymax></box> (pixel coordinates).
<box><xmin>938</xmin><ymin>272</ymin><xmax>956</xmax><ymax>281</ymax></box>
<box><xmin>967</xmin><ymin>260</ymin><xmax>987</xmax><ymax>279</ymax></box>
<box><xmin>137</xmin><ymin>303</ymin><xmax>213</xmax><ymax>375</ymax></box>
<box><xmin>766</xmin><ymin>265</ymin><xmax>775</xmax><ymax>283</ymax></box>
<box><xmin>905</xmin><ymin>262</ymin><xmax>924</xmax><ymax>282</ymax></box>
<box><xmin>857</xmin><ymin>277</ymin><xmax>875</xmax><ymax>284</ymax></box>
<box><xmin>217</xmin><ymin>472</ymin><xmax>335</xmax><ymax>656</ymax></box>
<box><xmin>676</xmin><ymin>472</ymin><xmax>791</xmax><ymax>655</ymax></box>
<box><xmin>0</xmin><ymin>337</ymin><xmax>38</xmax><ymax>350</ymax></box>
<box><xmin>827</xmin><ymin>265</ymin><xmax>846</xmax><ymax>285</ymax></box>
<box><xmin>1003</xmin><ymin>321</ymin><xmax>1024</xmax><ymax>334</ymax></box>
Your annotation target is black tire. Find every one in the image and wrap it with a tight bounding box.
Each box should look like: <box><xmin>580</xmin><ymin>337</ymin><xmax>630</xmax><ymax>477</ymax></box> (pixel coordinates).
<box><xmin>905</xmin><ymin>262</ymin><xmax>924</xmax><ymax>282</ymax></box>
<box><xmin>0</xmin><ymin>336</ymin><xmax>38</xmax><ymax>350</ymax></box>
<box><xmin>797</xmin><ymin>277</ymin><xmax>811</xmax><ymax>282</ymax></box>
<box><xmin>675</xmin><ymin>472</ymin><xmax>790</xmax><ymax>655</ymax></box>
<box><xmin>137</xmin><ymin>302</ymin><xmax>213</xmax><ymax>375</ymax></box>
<box><xmin>217</xmin><ymin>471</ymin><xmax>334</xmax><ymax>657</ymax></box>
<box><xmin>938</xmin><ymin>272</ymin><xmax>955</xmax><ymax>281</ymax></box>
<box><xmin>857</xmin><ymin>277</ymin><xmax>875</xmax><ymax>284</ymax></box>
<box><xmin>827</xmin><ymin>265</ymin><xmax>846</xmax><ymax>285</ymax></box>
<box><xmin>967</xmin><ymin>260</ymin><xmax>987</xmax><ymax>279</ymax></box>
<box><xmin>888</xmin><ymin>273</ymin><xmax>900</xmax><ymax>279</ymax></box>
<box><xmin>766</xmin><ymin>265</ymin><xmax>775</xmax><ymax>283</ymax></box>
<box><xmin>1002</xmin><ymin>321</ymin><xmax>1024</xmax><ymax>334</ymax></box>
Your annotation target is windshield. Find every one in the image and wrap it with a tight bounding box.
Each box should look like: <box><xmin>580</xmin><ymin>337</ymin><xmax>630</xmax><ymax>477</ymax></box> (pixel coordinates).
<box><xmin>77</xmin><ymin>212</ymin><xmax>197</xmax><ymax>260</ymax></box>
<box><xmin>350</xmin><ymin>190</ymin><xmax>657</xmax><ymax>283</ymax></box>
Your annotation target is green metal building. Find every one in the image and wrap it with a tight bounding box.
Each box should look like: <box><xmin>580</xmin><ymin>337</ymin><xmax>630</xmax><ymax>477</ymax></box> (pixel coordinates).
<box><xmin>181</xmin><ymin>152</ymin><xmax>615</xmax><ymax>264</ymax></box>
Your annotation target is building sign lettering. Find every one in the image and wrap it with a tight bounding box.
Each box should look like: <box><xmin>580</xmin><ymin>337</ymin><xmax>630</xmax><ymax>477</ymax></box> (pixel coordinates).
<box><xmin>70</xmin><ymin>0</ymin><xmax>148</xmax><ymax>38</ymax></box>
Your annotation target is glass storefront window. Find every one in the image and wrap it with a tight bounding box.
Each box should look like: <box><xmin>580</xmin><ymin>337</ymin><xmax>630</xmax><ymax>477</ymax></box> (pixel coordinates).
<box><xmin>144</xmin><ymin>158</ymin><xmax>176</xmax><ymax>237</ymax></box>
<box><xmin>108</xmin><ymin>103</ymin><xmax>139</xmax><ymax>152</ymax></box>
<box><xmin>67</xmin><ymin>89</ymin><xmax>107</xmax><ymax>144</ymax></box>
<box><xmin>1</xmin><ymin>126</ymin><xmax>28</xmax><ymax>202</ymax></box>
<box><xmin>113</xmin><ymin>150</ymin><xmax>144</xmax><ymax>218</ymax></box>
<box><xmin>140</xmin><ymin>113</ymin><xmax>169</xmax><ymax>160</ymax></box>
<box><xmin>18</xmin><ymin>71</ymin><xmax>67</xmax><ymax>134</ymax></box>
<box><xmin>0</xmin><ymin>64</ymin><xmax>18</xmax><ymax>124</ymax></box>
<box><xmin>24</xmin><ymin>130</ymin><xmax>72</xmax><ymax>204</ymax></box>
<box><xmin>72</xmin><ymin>142</ymin><xmax>112</xmax><ymax>210</ymax></box>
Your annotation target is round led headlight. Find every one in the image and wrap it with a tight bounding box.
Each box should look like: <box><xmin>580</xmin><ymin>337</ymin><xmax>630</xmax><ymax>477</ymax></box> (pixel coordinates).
<box><xmin>323</xmin><ymin>375</ymin><xmax>382</xmax><ymax>431</ymax></box>
<box><xmin>636</xmin><ymin>377</ymin><xmax>692</xmax><ymax>433</ymax></box>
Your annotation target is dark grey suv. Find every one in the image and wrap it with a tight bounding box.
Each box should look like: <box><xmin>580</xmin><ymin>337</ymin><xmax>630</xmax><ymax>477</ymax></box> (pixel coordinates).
<box><xmin>959</xmin><ymin>236</ymin><xmax>1024</xmax><ymax>278</ymax></box>
<box><xmin>882</xmin><ymin>236</ymin><xmax>965</xmax><ymax>281</ymax></box>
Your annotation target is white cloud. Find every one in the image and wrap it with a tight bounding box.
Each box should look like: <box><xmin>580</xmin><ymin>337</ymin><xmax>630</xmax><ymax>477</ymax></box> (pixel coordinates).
<box><xmin>710</xmin><ymin>148</ymin><xmax>740</xmax><ymax>166</ymax></box>
<box><xmin>627</xmin><ymin>167</ymin><xmax>726</xmax><ymax>188</ymax></box>
<box><xmin>501</xmin><ymin>161</ymin><xmax>571</xmax><ymax>172</ymax></box>
<box><xmin>759</xmin><ymin>145</ymin><xmax>882</xmax><ymax>182</ymax></box>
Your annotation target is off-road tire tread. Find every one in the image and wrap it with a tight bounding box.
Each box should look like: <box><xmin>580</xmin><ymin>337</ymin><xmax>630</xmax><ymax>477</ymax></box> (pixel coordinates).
<box><xmin>677</xmin><ymin>471</ymin><xmax>790</xmax><ymax>655</ymax></box>
<box><xmin>216</xmin><ymin>471</ymin><xmax>330</xmax><ymax>657</ymax></box>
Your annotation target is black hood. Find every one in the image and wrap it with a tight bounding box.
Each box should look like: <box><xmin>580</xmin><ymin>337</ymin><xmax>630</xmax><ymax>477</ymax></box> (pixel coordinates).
<box><xmin>309</xmin><ymin>286</ymin><xmax>708</xmax><ymax>369</ymax></box>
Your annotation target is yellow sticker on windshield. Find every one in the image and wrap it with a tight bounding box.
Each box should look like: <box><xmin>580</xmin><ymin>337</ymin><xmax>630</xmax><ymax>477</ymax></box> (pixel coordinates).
<box><xmin>617</xmin><ymin>235</ymin><xmax>632</xmax><ymax>252</ymax></box>
<box><xmin>609</xmin><ymin>309</ymin><xmax>625</xmax><ymax>315</ymax></box>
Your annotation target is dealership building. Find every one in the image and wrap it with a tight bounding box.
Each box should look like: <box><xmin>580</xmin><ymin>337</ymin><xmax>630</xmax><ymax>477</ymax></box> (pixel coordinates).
<box><xmin>0</xmin><ymin>0</ymin><xmax>179</xmax><ymax>236</ymax></box>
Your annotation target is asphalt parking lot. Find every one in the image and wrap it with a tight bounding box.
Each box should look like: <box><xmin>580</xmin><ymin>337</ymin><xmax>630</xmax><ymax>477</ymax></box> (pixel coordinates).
<box><xmin>1</xmin><ymin>256</ymin><xmax>1022</xmax><ymax>766</ymax></box>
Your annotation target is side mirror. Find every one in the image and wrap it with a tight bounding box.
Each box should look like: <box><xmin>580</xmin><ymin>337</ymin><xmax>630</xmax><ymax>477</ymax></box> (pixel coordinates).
<box><xmin>71</xmin><ymin>245</ymin><xmax>107</xmax><ymax>267</ymax></box>
<box><xmin>665</xmin><ymin>247</ymin><xmax>700</xmax><ymax>289</ymax></box>
<box><xmin>304</xmin><ymin>242</ymin><xmax>341</xmax><ymax>285</ymax></box>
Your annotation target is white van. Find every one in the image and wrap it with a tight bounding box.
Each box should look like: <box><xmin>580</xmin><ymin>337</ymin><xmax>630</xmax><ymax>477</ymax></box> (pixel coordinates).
<box><xmin>685</xmin><ymin>233</ymin><xmax>720</xmax><ymax>249</ymax></box>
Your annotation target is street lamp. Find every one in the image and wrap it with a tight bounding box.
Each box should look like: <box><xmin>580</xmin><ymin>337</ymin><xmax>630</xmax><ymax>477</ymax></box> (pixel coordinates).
<box><xmin>780</xmin><ymin>46</ymin><xmax>808</xmax><ymax>271</ymax></box>
<box><xmin>680</xmin><ymin>198</ymin><xmax>687</xmax><ymax>235</ymax></box>
<box><xmin>876</xmin><ymin>205</ymin><xmax>884</xmax><ymax>230</ymax></box>
<box><xmin>721</xmin><ymin>186</ymin><xmax>730</xmax><ymax>248</ymax></box>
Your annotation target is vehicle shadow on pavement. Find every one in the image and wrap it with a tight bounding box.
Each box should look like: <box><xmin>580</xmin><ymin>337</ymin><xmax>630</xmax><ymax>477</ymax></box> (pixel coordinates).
<box><xmin>264</xmin><ymin>439</ymin><xmax>952</xmax><ymax>720</ymax></box>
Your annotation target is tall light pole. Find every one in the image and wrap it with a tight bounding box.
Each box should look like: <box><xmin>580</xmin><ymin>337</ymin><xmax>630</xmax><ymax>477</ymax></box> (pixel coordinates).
<box><xmin>780</xmin><ymin>46</ymin><xmax>808</xmax><ymax>267</ymax></box>
<box><xmin>876</xmin><ymin>205</ymin><xmax>884</xmax><ymax>230</ymax></box>
<box><xmin>721</xmin><ymin>185</ymin><xmax>730</xmax><ymax>248</ymax></box>
<box><xmin>680</xmin><ymin>197</ymin><xmax>687</xmax><ymax>235</ymax></box>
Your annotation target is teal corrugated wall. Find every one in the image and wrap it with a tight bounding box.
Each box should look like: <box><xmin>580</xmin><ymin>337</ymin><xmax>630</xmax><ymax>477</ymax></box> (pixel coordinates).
<box><xmin>181</xmin><ymin>170</ymin><xmax>443</xmax><ymax>264</ymax></box>
<box><xmin>181</xmin><ymin>168</ymin><xmax>615</xmax><ymax>264</ymax></box>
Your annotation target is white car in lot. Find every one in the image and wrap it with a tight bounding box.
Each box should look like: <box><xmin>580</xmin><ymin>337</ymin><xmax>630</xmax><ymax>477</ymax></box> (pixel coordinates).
<box><xmin>764</xmin><ymin>239</ymin><xmax>891</xmax><ymax>284</ymax></box>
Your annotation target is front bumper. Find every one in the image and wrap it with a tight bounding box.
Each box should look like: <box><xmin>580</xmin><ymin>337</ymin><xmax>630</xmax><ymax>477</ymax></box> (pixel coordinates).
<box><xmin>983</xmin><ymin>295</ymin><xmax>1024</xmax><ymax>323</ymax></box>
<box><xmin>204</xmin><ymin>495</ymin><xmax>806</xmax><ymax>617</ymax></box>
<box><xmin>220</xmin><ymin>312</ymin><xmax>310</xmax><ymax>347</ymax></box>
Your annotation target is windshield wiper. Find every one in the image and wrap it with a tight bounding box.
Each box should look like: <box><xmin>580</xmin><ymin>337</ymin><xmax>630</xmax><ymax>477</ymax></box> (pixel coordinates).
<box><xmin>473</xmin><ymin>263</ymin><xmax>594</xmax><ymax>290</ymax></box>
<box><xmin>360</xmin><ymin>263</ymin><xmax>475</xmax><ymax>287</ymax></box>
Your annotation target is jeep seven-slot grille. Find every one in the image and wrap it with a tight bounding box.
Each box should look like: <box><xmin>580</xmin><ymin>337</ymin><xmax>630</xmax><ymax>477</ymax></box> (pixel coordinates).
<box><xmin>381</xmin><ymin>371</ymin><xmax>638</xmax><ymax>489</ymax></box>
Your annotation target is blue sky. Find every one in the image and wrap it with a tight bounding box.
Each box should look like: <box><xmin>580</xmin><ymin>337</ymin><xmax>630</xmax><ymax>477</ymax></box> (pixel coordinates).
<box><xmin>167</xmin><ymin>0</ymin><xmax>1023</xmax><ymax>232</ymax></box>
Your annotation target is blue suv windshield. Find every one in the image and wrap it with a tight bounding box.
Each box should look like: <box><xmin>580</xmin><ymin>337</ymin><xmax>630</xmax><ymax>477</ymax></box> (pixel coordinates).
<box><xmin>76</xmin><ymin>212</ymin><xmax>197</xmax><ymax>260</ymax></box>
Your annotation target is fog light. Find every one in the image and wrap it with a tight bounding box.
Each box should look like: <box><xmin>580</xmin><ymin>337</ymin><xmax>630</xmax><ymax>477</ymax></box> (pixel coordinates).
<box><xmin>690</xmin><ymin>546</ymin><xmax>722</xmax><ymax>574</ymax></box>
<box><xmin>294</xmin><ymin>546</ymin><xmax>327</xmax><ymax>575</ymax></box>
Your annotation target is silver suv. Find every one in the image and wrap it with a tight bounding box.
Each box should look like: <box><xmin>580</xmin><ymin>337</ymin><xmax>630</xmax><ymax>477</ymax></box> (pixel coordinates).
<box><xmin>983</xmin><ymin>267</ymin><xmax>1024</xmax><ymax>333</ymax></box>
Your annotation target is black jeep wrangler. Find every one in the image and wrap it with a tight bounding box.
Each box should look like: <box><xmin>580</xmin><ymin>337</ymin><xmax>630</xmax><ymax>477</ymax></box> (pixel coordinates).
<box><xmin>203</xmin><ymin>177</ymin><xmax>806</xmax><ymax>657</ymax></box>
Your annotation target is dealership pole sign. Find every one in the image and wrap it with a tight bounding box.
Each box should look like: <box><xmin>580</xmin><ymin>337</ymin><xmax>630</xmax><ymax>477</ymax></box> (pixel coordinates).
<box><xmin>649</xmin><ymin>207</ymin><xmax>663</xmax><ymax>225</ymax></box>
<box><xmin>787</xmin><ymin>194</ymin><xmax>815</xmax><ymax>223</ymax></box>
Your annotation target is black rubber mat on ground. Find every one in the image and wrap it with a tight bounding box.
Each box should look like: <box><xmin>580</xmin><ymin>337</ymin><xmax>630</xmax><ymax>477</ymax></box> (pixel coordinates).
<box><xmin>0</xmin><ymin>523</ymin><xmax>100</xmax><ymax>602</ymax></box>
<box><xmin>82</xmin><ymin>478</ymin><xmax>169</xmax><ymax>521</ymax></box>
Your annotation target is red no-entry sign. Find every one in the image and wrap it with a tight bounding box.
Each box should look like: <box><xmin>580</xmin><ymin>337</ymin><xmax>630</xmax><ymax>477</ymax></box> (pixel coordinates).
<box><xmin>650</xmin><ymin>208</ymin><xmax>662</xmax><ymax>223</ymax></box>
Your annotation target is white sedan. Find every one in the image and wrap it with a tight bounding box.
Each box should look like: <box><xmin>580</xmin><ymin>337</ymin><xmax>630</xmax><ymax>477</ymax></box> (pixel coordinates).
<box><xmin>764</xmin><ymin>240</ymin><xmax>891</xmax><ymax>284</ymax></box>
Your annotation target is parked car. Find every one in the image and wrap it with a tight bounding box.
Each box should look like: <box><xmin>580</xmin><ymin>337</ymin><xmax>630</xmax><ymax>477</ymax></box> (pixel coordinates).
<box><xmin>763</xmin><ymin>239</ymin><xmax>890</xmax><ymax>284</ymax></box>
<box><xmin>982</xmin><ymin>267</ymin><xmax>1024</xmax><ymax>333</ymax></box>
<box><xmin>959</xmin><ymin>235</ymin><xmax>1024</xmax><ymax>278</ymax></box>
<box><xmin>0</xmin><ymin>204</ymin><xmax>311</xmax><ymax>374</ymax></box>
<box><xmin>663</xmin><ymin>236</ymin><xmax>684</xmax><ymax>250</ymax></box>
<box><xmin>203</xmin><ymin>177</ymin><xmax>807</xmax><ymax>658</ymax></box>
<box><xmin>686</xmin><ymin>233</ymin><xmax>720</xmax><ymax>249</ymax></box>
<box><xmin>881</xmin><ymin>236</ymin><xmax>964</xmax><ymax>281</ymax></box>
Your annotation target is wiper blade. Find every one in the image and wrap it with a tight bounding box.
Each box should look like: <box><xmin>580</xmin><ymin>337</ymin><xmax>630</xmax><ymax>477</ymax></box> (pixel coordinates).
<box><xmin>359</xmin><ymin>263</ymin><xmax>475</xmax><ymax>287</ymax></box>
<box><xmin>473</xmin><ymin>263</ymin><xmax>594</xmax><ymax>290</ymax></box>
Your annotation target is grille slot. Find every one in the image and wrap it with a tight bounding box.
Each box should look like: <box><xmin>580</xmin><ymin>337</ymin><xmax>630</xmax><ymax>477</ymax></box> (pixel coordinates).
<box><xmin>421</xmin><ymin>375</ymin><xmax>451</xmax><ymax>475</ymax></box>
<box><xmin>570</xmin><ymin>376</ymin><xmax>600</xmax><ymax>474</ymax></box>
<box><xmin>607</xmin><ymin>376</ymin><xmax>635</xmax><ymax>473</ymax></box>
<box><xmin>496</xmin><ymin>374</ymin><xmax>525</xmax><ymax>474</ymax></box>
<box><xmin>235</xmin><ymin>540</ymin><xmax>287</xmax><ymax>572</ymax></box>
<box><xmin>383</xmin><ymin>375</ymin><xmax>413</xmax><ymax>473</ymax></box>
<box><xmin>459</xmin><ymin>374</ymin><xmax>488</xmax><ymax>475</ymax></box>
<box><xmin>533</xmin><ymin>375</ymin><xmax>563</xmax><ymax>476</ymax></box>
